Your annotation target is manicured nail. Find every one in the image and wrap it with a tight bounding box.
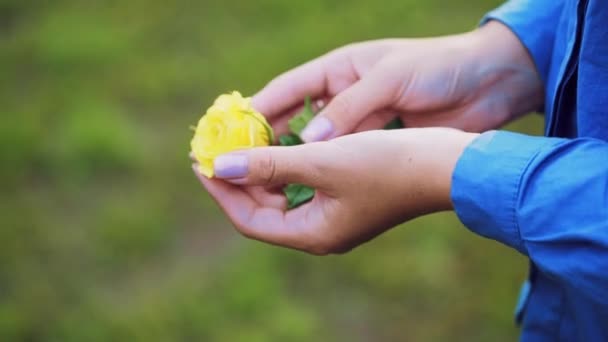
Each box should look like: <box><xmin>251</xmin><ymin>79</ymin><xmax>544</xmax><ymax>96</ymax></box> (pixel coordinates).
<box><xmin>214</xmin><ymin>154</ymin><xmax>248</xmax><ymax>178</ymax></box>
<box><xmin>300</xmin><ymin>116</ymin><xmax>334</xmax><ymax>142</ymax></box>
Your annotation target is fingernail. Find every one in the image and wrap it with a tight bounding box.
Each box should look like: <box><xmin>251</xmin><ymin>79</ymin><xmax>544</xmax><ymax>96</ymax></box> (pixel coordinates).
<box><xmin>300</xmin><ymin>116</ymin><xmax>334</xmax><ymax>142</ymax></box>
<box><xmin>214</xmin><ymin>154</ymin><xmax>248</xmax><ymax>178</ymax></box>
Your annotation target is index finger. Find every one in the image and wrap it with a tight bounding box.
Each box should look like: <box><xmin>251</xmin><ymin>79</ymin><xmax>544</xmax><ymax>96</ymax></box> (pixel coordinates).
<box><xmin>252</xmin><ymin>56</ymin><xmax>329</xmax><ymax>118</ymax></box>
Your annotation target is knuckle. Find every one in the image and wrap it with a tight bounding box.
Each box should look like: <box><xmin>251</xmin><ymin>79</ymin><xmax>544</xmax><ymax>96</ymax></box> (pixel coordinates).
<box><xmin>231</xmin><ymin>211</ymin><xmax>258</xmax><ymax>241</ymax></box>
<box><xmin>232</xmin><ymin>221</ymin><xmax>255</xmax><ymax>240</ymax></box>
<box><xmin>233</xmin><ymin>223</ymin><xmax>255</xmax><ymax>240</ymax></box>
<box><xmin>307</xmin><ymin>243</ymin><xmax>331</xmax><ymax>256</ymax></box>
<box><xmin>329</xmin><ymin>94</ymin><xmax>352</xmax><ymax>117</ymax></box>
<box><xmin>305</xmin><ymin>234</ymin><xmax>338</xmax><ymax>256</ymax></box>
<box><xmin>255</xmin><ymin>151</ymin><xmax>278</xmax><ymax>185</ymax></box>
<box><xmin>238</xmin><ymin>229</ymin><xmax>254</xmax><ymax>240</ymax></box>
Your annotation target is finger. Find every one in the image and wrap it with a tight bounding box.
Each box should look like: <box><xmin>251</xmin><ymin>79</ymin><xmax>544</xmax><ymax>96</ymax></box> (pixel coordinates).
<box><xmin>244</xmin><ymin>186</ymin><xmax>288</xmax><ymax>210</ymax></box>
<box><xmin>251</xmin><ymin>57</ymin><xmax>329</xmax><ymax>119</ymax></box>
<box><xmin>300</xmin><ymin>71</ymin><xmax>393</xmax><ymax>142</ymax></box>
<box><xmin>194</xmin><ymin>165</ymin><xmax>309</xmax><ymax>249</ymax></box>
<box><xmin>213</xmin><ymin>144</ymin><xmax>327</xmax><ymax>188</ymax></box>
<box><xmin>354</xmin><ymin>110</ymin><xmax>398</xmax><ymax>133</ymax></box>
<box><xmin>270</xmin><ymin>96</ymin><xmax>331</xmax><ymax>139</ymax></box>
<box><xmin>192</xmin><ymin>164</ymin><xmax>256</xmax><ymax>225</ymax></box>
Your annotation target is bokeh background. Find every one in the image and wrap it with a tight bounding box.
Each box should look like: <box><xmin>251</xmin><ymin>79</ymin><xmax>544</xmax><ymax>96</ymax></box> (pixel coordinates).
<box><xmin>1</xmin><ymin>0</ymin><xmax>545</xmax><ymax>340</ymax></box>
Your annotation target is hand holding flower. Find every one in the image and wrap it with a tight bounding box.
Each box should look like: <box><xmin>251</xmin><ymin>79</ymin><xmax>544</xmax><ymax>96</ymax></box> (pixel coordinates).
<box><xmin>193</xmin><ymin>128</ymin><xmax>478</xmax><ymax>254</ymax></box>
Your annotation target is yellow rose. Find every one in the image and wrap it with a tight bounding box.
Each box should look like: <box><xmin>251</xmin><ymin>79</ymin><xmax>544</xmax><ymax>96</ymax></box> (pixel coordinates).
<box><xmin>190</xmin><ymin>91</ymin><xmax>274</xmax><ymax>178</ymax></box>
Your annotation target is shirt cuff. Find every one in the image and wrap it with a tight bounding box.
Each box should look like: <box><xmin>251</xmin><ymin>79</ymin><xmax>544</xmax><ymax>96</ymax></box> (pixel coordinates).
<box><xmin>451</xmin><ymin>131</ymin><xmax>551</xmax><ymax>254</ymax></box>
<box><xmin>480</xmin><ymin>0</ymin><xmax>562</xmax><ymax>85</ymax></box>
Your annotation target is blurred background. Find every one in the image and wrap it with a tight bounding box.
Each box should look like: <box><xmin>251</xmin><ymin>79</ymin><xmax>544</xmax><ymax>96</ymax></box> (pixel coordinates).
<box><xmin>1</xmin><ymin>0</ymin><xmax>544</xmax><ymax>340</ymax></box>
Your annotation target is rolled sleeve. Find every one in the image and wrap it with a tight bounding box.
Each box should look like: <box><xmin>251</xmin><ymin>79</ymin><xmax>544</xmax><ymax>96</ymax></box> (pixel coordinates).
<box><xmin>452</xmin><ymin>130</ymin><xmax>608</xmax><ymax>305</ymax></box>
<box><xmin>451</xmin><ymin>131</ymin><xmax>560</xmax><ymax>254</ymax></box>
<box><xmin>481</xmin><ymin>0</ymin><xmax>564</xmax><ymax>84</ymax></box>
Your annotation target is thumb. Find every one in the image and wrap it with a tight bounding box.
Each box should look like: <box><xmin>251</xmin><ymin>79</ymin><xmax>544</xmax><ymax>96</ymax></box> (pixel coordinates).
<box><xmin>213</xmin><ymin>144</ymin><xmax>326</xmax><ymax>188</ymax></box>
<box><xmin>300</xmin><ymin>71</ymin><xmax>393</xmax><ymax>142</ymax></box>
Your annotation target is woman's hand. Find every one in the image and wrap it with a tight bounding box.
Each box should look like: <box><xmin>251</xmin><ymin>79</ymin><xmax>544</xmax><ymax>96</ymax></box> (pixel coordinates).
<box><xmin>253</xmin><ymin>21</ymin><xmax>543</xmax><ymax>142</ymax></box>
<box><xmin>193</xmin><ymin>128</ymin><xmax>478</xmax><ymax>255</ymax></box>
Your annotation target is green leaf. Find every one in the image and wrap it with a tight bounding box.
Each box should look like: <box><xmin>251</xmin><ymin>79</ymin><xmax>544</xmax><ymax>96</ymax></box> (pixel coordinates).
<box><xmin>288</xmin><ymin>96</ymin><xmax>315</xmax><ymax>136</ymax></box>
<box><xmin>383</xmin><ymin>118</ymin><xmax>404</xmax><ymax>130</ymax></box>
<box><xmin>279</xmin><ymin>97</ymin><xmax>317</xmax><ymax>209</ymax></box>
<box><xmin>283</xmin><ymin>183</ymin><xmax>315</xmax><ymax>209</ymax></box>
<box><xmin>279</xmin><ymin>134</ymin><xmax>312</xmax><ymax>208</ymax></box>
<box><xmin>278</xmin><ymin>134</ymin><xmax>303</xmax><ymax>146</ymax></box>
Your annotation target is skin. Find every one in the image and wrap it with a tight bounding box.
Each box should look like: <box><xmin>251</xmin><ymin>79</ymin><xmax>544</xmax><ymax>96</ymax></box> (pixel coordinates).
<box><xmin>192</xmin><ymin>21</ymin><xmax>544</xmax><ymax>255</ymax></box>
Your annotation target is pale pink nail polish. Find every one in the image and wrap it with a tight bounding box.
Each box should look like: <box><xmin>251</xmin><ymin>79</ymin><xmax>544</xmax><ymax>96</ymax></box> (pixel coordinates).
<box><xmin>300</xmin><ymin>117</ymin><xmax>334</xmax><ymax>142</ymax></box>
<box><xmin>214</xmin><ymin>154</ymin><xmax>248</xmax><ymax>178</ymax></box>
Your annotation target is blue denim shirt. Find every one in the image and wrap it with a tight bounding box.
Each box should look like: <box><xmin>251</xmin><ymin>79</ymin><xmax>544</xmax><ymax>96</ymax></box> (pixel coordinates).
<box><xmin>451</xmin><ymin>0</ymin><xmax>608</xmax><ymax>340</ymax></box>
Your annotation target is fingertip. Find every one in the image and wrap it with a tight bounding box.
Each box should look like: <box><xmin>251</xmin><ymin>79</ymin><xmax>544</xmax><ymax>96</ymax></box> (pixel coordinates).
<box><xmin>301</xmin><ymin>116</ymin><xmax>335</xmax><ymax>143</ymax></box>
<box><xmin>250</xmin><ymin>93</ymin><xmax>268</xmax><ymax>115</ymax></box>
<box><xmin>214</xmin><ymin>153</ymin><xmax>249</xmax><ymax>179</ymax></box>
<box><xmin>192</xmin><ymin>163</ymin><xmax>206</xmax><ymax>183</ymax></box>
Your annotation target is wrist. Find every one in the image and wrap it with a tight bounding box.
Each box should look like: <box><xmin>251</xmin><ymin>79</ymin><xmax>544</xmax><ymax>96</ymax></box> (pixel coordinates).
<box><xmin>441</xmin><ymin>131</ymin><xmax>479</xmax><ymax>211</ymax></box>
<box><xmin>469</xmin><ymin>21</ymin><xmax>535</xmax><ymax>72</ymax></box>
<box><xmin>413</xmin><ymin>128</ymin><xmax>479</xmax><ymax>212</ymax></box>
<box><xmin>467</xmin><ymin>21</ymin><xmax>544</xmax><ymax>118</ymax></box>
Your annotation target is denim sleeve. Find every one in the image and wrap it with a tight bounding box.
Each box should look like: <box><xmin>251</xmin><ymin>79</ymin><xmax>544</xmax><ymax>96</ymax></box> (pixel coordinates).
<box><xmin>481</xmin><ymin>0</ymin><xmax>565</xmax><ymax>84</ymax></box>
<box><xmin>452</xmin><ymin>131</ymin><xmax>608</xmax><ymax>304</ymax></box>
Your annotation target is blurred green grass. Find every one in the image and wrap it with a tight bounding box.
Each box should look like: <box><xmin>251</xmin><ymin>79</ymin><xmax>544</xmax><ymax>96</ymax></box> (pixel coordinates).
<box><xmin>0</xmin><ymin>0</ymin><xmax>543</xmax><ymax>340</ymax></box>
